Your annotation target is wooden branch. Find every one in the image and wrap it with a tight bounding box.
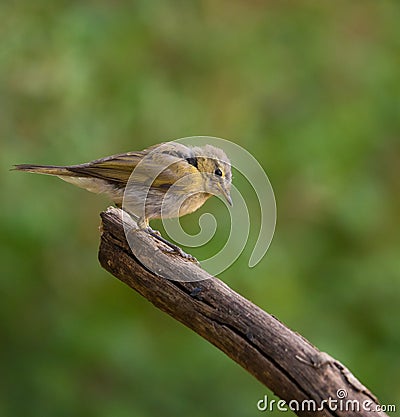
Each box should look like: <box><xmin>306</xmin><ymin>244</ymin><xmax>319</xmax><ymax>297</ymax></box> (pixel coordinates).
<box><xmin>98</xmin><ymin>207</ymin><xmax>388</xmax><ymax>417</ymax></box>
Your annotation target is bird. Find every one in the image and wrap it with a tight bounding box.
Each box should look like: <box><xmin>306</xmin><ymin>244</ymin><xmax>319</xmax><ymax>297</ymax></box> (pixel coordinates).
<box><xmin>13</xmin><ymin>142</ymin><xmax>232</xmax><ymax>260</ymax></box>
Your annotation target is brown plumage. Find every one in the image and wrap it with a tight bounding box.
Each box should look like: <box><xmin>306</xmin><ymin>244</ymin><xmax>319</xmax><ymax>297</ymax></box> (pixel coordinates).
<box><xmin>14</xmin><ymin>142</ymin><xmax>232</xmax><ymax>229</ymax></box>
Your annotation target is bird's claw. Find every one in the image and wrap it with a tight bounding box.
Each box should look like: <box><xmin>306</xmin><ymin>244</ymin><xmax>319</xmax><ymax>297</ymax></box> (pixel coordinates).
<box><xmin>144</xmin><ymin>225</ymin><xmax>161</xmax><ymax>236</ymax></box>
<box><xmin>146</xmin><ymin>227</ymin><xmax>199</xmax><ymax>264</ymax></box>
<box><xmin>148</xmin><ymin>227</ymin><xmax>161</xmax><ymax>237</ymax></box>
<box><xmin>160</xmin><ymin>245</ymin><xmax>198</xmax><ymax>264</ymax></box>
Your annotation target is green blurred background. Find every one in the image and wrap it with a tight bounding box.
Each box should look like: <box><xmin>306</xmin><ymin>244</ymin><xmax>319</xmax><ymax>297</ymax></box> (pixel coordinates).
<box><xmin>1</xmin><ymin>1</ymin><xmax>399</xmax><ymax>416</ymax></box>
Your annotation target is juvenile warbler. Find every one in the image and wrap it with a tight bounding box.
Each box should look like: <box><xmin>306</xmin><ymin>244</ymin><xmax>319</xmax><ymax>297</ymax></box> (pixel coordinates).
<box><xmin>14</xmin><ymin>142</ymin><xmax>232</xmax><ymax>259</ymax></box>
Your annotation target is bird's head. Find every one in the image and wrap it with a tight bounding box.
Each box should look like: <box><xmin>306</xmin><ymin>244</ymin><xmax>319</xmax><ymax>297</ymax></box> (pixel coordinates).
<box><xmin>191</xmin><ymin>145</ymin><xmax>232</xmax><ymax>205</ymax></box>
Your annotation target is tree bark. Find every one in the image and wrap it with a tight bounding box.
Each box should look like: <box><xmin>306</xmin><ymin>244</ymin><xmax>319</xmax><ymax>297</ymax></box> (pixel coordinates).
<box><xmin>98</xmin><ymin>207</ymin><xmax>388</xmax><ymax>417</ymax></box>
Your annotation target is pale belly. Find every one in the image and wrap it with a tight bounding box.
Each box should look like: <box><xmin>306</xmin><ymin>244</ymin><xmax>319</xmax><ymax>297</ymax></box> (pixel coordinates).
<box><xmin>61</xmin><ymin>175</ymin><xmax>212</xmax><ymax>222</ymax></box>
<box><xmin>123</xmin><ymin>186</ymin><xmax>212</xmax><ymax>221</ymax></box>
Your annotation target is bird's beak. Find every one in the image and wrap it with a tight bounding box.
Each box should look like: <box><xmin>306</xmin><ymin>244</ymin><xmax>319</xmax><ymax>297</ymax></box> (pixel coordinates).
<box><xmin>219</xmin><ymin>184</ymin><xmax>232</xmax><ymax>206</ymax></box>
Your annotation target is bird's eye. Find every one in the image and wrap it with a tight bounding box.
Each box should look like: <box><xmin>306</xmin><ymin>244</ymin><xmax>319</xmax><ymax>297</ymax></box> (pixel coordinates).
<box><xmin>215</xmin><ymin>168</ymin><xmax>223</xmax><ymax>177</ymax></box>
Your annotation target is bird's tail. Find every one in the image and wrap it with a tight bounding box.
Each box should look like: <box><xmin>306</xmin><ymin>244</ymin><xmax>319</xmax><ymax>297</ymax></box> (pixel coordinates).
<box><xmin>12</xmin><ymin>164</ymin><xmax>74</xmax><ymax>176</ymax></box>
<box><xmin>12</xmin><ymin>163</ymin><xmax>123</xmax><ymax>202</ymax></box>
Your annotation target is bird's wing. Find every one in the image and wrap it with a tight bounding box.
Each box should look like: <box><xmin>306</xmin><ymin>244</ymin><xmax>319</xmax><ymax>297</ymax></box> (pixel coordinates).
<box><xmin>65</xmin><ymin>151</ymin><xmax>147</xmax><ymax>184</ymax></box>
<box><xmin>67</xmin><ymin>142</ymin><xmax>199</xmax><ymax>187</ymax></box>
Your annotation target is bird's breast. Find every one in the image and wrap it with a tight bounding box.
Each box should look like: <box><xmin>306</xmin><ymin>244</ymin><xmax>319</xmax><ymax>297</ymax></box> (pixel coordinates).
<box><xmin>178</xmin><ymin>192</ymin><xmax>212</xmax><ymax>217</ymax></box>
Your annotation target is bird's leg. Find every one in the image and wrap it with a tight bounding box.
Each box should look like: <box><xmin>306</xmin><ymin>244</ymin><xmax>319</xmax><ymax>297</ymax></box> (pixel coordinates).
<box><xmin>122</xmin><ymin>212</ymin><xmax>198</xmax><ymax>263</ymax></box>
<box><xmin>120</xmin><ymin>207</ymin><xmax>141</xmax><ymax>225</ymax></box>
<box><xmin>136</xmin><ymin>217</ymin><xmax>161</xmax><ymax>238</ymax></box>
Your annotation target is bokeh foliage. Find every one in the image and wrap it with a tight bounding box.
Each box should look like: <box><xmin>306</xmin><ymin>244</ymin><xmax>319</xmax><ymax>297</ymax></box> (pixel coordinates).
<box><xmin>1</xmin><ymin>1</ymin><xmax>399</xmax><ymax>416</ymax></box>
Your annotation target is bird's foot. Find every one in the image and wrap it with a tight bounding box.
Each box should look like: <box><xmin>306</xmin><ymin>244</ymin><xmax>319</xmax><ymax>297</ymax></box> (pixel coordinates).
<box><xmin>165</xmin><ymin>244</ymin><xmax>199</xmax><ymax>264</ymax></box>
<box><xmin>146</xmin><ymin>228</ymin><xmax>198</xmax><ymax>264</ymax></box>
<box><xmin>146</xmin><ymin>226</ymin><xmax>161</xmax><ymax>237</ymax></box>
